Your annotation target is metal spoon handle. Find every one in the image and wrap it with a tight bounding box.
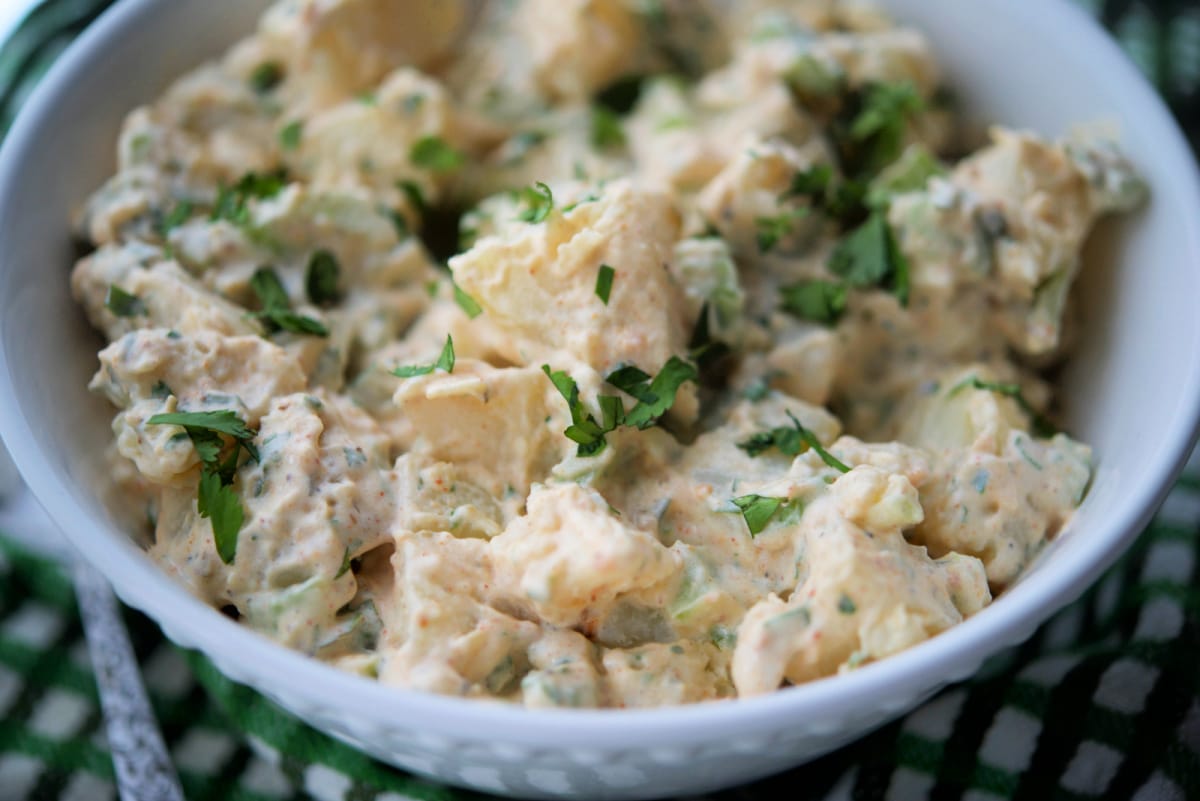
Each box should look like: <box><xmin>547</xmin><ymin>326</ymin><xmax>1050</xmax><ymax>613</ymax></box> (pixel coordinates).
<box><xmin>73</xmin><ymin>561</ymin><xmax>185</xmax><ymax>801</ymax></box>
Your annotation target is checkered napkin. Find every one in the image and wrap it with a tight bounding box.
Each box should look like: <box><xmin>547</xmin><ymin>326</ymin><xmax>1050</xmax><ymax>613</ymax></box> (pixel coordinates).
<box><xmin>1</xmin><ymin>2</ymin><xmax>1199</xmax><ymax>800</ymax></box>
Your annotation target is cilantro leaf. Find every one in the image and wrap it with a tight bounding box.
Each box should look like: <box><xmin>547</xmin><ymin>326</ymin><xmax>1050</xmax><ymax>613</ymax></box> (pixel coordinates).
<box><xmin>392</xmin><ymin>335</ymin><xmax>455</xmax><ymax>377</ymax></box>
<box><xmin>248</xmin><ymin>62</ymin><xmax>283</xmax><ymax>94</ymax></box>
<box><xmin>543</xmin><ymin>365</ymin><xmax>610</xmax><ymax>457</ymax></box>
<box><xmin>828</xmin><ymin>211</ymin><xmax>910</xmax><ymax>306</ymax></box>
<box><xmin>305</xmin><ymin>250</ymin><xmax>341</xmax><ymax>307</ymax></box>
<box><xmin>950</xmin><ymin>376</ymin><xmax>1058</xmax><ymax>438</ymax></box>
<box><xmin>147</xmin><ymin>410</ymin><xmax>256</xmax><ymax>442</ymax></box>
<box><xmin>105</xmin><ymin>285</ymin><xmax>145</xmax><ymax>318</ymax></box>
<box><xmin>211</xmin><ymin>169</ymin><xmax>288</xmax><ymax>225</ymax></box>
<box><xmin>591</xmin><ymin>107</ymin><xmax>626</xmax><ymax>149</ymax></box>
<box><xmin>595</xmin><ymin>264</ymin><xmax>615</xmax><ymax>305</ymax></box>
<box><xmin>198</xmin><ymin>467</ymin><xmax>243</xmax><ymax>564</ymax></box>
<box><xmin>250</xmin><ymin>267</ymin><xmax>328</xmax><ymax>337</ymax></box>
<box><xmin>732</xmin><ymin>495</ymin><xmax>784</xmax><ymax>537</ymax></box>
<box><xmin>409</xmin><ymin>136</ymin><xmax>464</xmax><ymax>173</ymax></box>
<box><xmin>158</xmin><ymin>200</ymin><xmax>193</xmax><ymax>237</ymax></box>
<box><xmin>278</xmin><ymin>120</ymin><xmax>303</xmax><ymax>151</ymax></box>
<box><xmin>452</xmin><ymin>281</ymin><xmax>483</xmax><ymax>318</ymax></box>
<box><xmin>620</xmin><ymin>357</ymin><xmax>698</xmax><ymax>429</ymax></box>
<box><xmin>833</xmin><ymin>81</ymin><xmax>925</xmax><ymax>177</ymax></box>
<box><xmin>755</xmin><ymin>209</ymin><xmax>807</xmax><ymax>253</ymax></box>
<box><xmin>783</xmin><ymin>164</ymin><xmax>833</xmax><ymax>204</ymax></box>
<box><xmin>780</xmin><ymin>279</ymin><xmax>848</xmax><ymax>325</ymax></box>
<box><xmin>737</xmin><ymin>411</ymin><xmax>851</xmax><ymax>473</ymax></box>
<box><xmin>605</xmin><ymin>364</ymin><xmax>656</xmax><ymax>403</ymax></box>
<box><xmin>517</xmin><ymin>182</ymin><xmax>554</xmax><ymax>224</ymax></box>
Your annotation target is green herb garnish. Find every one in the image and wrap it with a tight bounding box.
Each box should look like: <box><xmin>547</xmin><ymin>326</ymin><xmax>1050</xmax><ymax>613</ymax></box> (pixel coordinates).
<box><xmin>278</xmin><ymin>120</ymin><xmax>303</xmax><ymax>151</ymax></box>
<box><xmin>607</xmin><ymin>356</ymin><xmax>698</xmax><ymax>430</ymax></box>
<box><xmin>755</xmin><ymin>209</ymin><xmax>808</xmax><ymax>253</ymax></box>
<box><xmin>838</xmin><ymin>594</ymin><xmax>857</xmax><ymax>614</ymax></box>
<box><xmin>738</xmin><ymin>411</ymin><xmax>851</xmax><ymax>473</ymax></box>
<box><xmin>105</xmin><ymin>285</ymin><xmax>145</xmax><ymax>318</ymax></box>
<box><xmin>409</xmin><ymin>135</ymin><xmax>464</xmax><ymax>173</ymax></box>
<box><xmin>335</xmin><ymin>548</ymin><xmax>353</xmax><ymax>579</ymax></box>
<box><xmin>595</xmin><ymin>264</ymin><xmax>615</xmax><ymax>305</ymax></box>
<box><xmin>147</xmin><ymin>409</ymin><xmax>259</xmax><ymax>564</ymax></box>
<box><xmin>542</xmin><ymin>366</ymin><xmax>613</xmax><ymax>457</ymax></box>
<box><xmin>211</xmin><ymin>169</ymin><xmax>288</xmax><ymax>225</ymax></box>
<box><xmin>305</xmin><ymin>250</ymin><xmax>341</xmax><ymax>307</ymax></box>
<box><xmin>248</xmin><ymin>62</ymin><xmax>283</xmax><ymax>94</ymax></box>
<box><xmin>158</xmin><ymin>200</ymin><xmax>193</xmax><ymax>237</ymax></box>
<box><xmin>828</xmin><ymin>211</ymin><xmax>910</xmax><ymax>306</ymax></box>
<box><xmin>780</xmin><ymin>279</ymin><xmax>848</xmax><ymax>325</ymax></box>
<box><xmin>591</xmin><ymin>107</ymin><xmax>626</xmax><ymax>149</ymax></box>
<box><xmin>392</xmin><ymin>335</ymin><xmax>455</xmax><ymax>377</ymax></box>
<box><xmin>452</xmin><ymin>281</ymin><xmax>483</xmax><ymax>318</ymax></box>
<box><xmin>250</xmin><ymin>267</ymin><xmax>328</xmax><ymax>337</ymax></box>
<box><xmin>517</xmin><ymin>182</ymin><xmax>554</xmax><ymax>224</ymax></box>
<box><xmin>732</xmin><ymin>495</ymin><xmax>784</xmax><ymax>537</ymax></box>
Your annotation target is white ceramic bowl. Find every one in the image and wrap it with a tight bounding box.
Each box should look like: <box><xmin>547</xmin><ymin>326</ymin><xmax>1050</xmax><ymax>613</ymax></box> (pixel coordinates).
<box><xmin>2</xmin><ymin>1</ymin><xmax>1199</xmax><ymax>798</ymax></box>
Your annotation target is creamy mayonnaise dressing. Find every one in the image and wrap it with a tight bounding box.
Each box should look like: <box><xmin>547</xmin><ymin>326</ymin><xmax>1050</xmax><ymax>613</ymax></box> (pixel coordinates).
<box><xmin>73</xmin><ymin>0</ymin><xmax>1144</xmax><ymax>707</ymax></box>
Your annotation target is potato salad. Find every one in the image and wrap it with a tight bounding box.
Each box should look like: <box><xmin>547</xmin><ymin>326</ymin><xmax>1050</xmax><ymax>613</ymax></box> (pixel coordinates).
<box><xmin>72</xmin><ymin>0</ymin><xmax>1145</xmax><ymax>707</ymax></box>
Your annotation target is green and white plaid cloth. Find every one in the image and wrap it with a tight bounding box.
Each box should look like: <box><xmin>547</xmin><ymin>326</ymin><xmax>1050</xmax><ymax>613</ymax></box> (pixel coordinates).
<box><xmin>1</xmin><ymin>2</ymin><xmax>1199</xmax><ymax>799</ymax></box>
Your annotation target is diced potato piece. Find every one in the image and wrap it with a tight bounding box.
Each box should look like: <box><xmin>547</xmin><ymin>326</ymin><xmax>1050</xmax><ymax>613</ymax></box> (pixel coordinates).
<box><xmin>91</xmin><ymin>329</ymin><xmax>306</xmax><ymax>420</ymax></box>
<box><xmin>449</xmin><ymin>180</ymin><xmax>693</xmax><ymax>379</ymax></box>
<box><xmin>373</xmin><ymin>531</ymin><xmax>540</xmax><ymax>696</ymax></box>
<box><xmin>521</xmin><ymin>630</ymin><xmax>604</xmax><ymax>708</ymax></box>
<box><xmin>491</xmin><ymin>483</ymin><xmax>679</xmax><ymax>628</ymax></box>
<box><xmin>732</xmin><ymin>478</ymin><xmax>989</xmax><ymax>694</ymax></box>
<box><xmin>391</xmin><ymin>361</ymin><xmax>571</xmax><ymax>499</ymax></box>
<box><xmin>602</xmin><ymin>641</ymin><xmax>732</xmax><ymax>707</ymax></box>
<box><xmin>915</xmin><ymin>431</ymin><xmax>1092</xmax><ymax>587</ymax></box>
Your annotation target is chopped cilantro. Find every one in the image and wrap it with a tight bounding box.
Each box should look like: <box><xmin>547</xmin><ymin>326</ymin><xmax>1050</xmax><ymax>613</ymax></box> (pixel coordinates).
<box><xmin>198</xmin><ymin>469</ymin><xmax>243</xmax><ymax>564</ymax></box>
<box><xmin>738</xmin><ymin>411</ymin><xmax>851</xmax><ymax>473</ymax></box>
<box><xmin>834</xmin><ymin>81</ymin><xmax>925</xmax><ymax>177</ymax></box>
<box><xmin>591</xmin><ymin>107</ymin><xmax>626</xmax><ymax>149</ymax></box>
<box><xmin>545</xmin><ymin>355</ymin><xmax>699</xmax><ymax>455</ymax></box>
<box><xmin>305</xmin><ymin>250</ymin><xmax>341</xmax><ymax>307</ymax></box>
<box><xmin>278</xmin><ymin>120</ymin><xmax>303</xmax><ymax>151</ymax></box>
<box><xmin>595</xmin><ymin>264</ymin><xmax>615</xmax><ymax>305</ymax></box>
<box><xmin>248</xmin><ymin>62</ymin><xmax>283</xmax><ymax>94</ymax></box>
<box><xmin>756</xmin><ymin>209</ymin><xmax>808</xmax><ymax>253</ymax></box>
<box><xmin>158</xmin><ymin>200</ymin><xmax>193</xmax><ymax>236</ymax></box>
<box><xmin>392</xmin><ymin>335</ymin><xmax>455</xmax><ymax>377</ymax></box>
<box><xmin>542</xmin><ymin>366</ymin><xmax>610</xmax><ymax>457</ymax></box>
<box><xmin>211</xmin><ymin>169</ymin><xmax>288</xmax><ymax>225</ymax></box>
<box><xmin>950</xmin><ymin>376</ymin><xmax>1058</xmax><ymax>438</ymax></box>
<box><xmin>780</xmin><ymin>279</ymin><xmax>848</xmax><ymax>325</ymax></box>
<box><xmin>105</xmin><ymin>285</ymin><xmax>145</xmax><ymax>318</ymax></box>
<box><xmin>148</xmin><ymin>409</ymin><xmax>258</xmax><ymax>564</ymax></box>
<box><xmin>385</xmin><ymin>208</ymin><xmax>410</xmax><ymax>240</ymax></box>
<box><xmin>828</xmin><ymin>211</ymin><xmax>910</xmax><ymax>306</ymax></box>
<box><xmin>732</xmin><ymin>495</ymin><xmax>784</xmax><ymax>537</ymax></box>
<box><xmin>409</xmin><ymin>136</ymin><xmax>464</xmax><ymax>173</ymax></box>
<box><xmin>783</xmin><ymin>164</ymin><xmax>833</xmax><ymax>204</ymax></box>
<box><xmin>838</xmin><ymin>594</ymin><xmax>857</xmax><ymax>614</ymax></box>
<box><xmin>609</xmin><ymin>357</ymin><xmax>698</xmax><ymax>430</ymax></box>
<box><xmin>517</xmin><ymin>182</ymin><xmax>554</xmax><ymax>224</ymax></box>
<box><xmin>250</xmin><ymin>267</ymin><xmax>328</xmax><ymax>337</ymax></box>
<box><xmin>452</xmin><ymin>281</ymin><xmax>483</xmax><ymax>318</ymax></box>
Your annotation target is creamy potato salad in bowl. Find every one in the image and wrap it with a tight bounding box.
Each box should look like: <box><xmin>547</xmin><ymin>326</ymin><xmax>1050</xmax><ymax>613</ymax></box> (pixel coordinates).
<box><xmin>1</xmin><ymin>0</ymin><xmax>1199</xmax><ymax>798</ymax></box>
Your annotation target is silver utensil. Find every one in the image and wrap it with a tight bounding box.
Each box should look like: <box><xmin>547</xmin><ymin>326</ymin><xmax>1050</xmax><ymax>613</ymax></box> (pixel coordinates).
<box><xmin>0</xmin><ymin>445</ymin><xmax>184</xmax><ymax>801</ymax></box>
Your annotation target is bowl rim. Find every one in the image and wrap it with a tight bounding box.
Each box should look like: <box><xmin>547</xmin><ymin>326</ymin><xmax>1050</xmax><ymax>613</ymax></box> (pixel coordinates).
<box><xmin>1</xmin><ymin>0</ymin><xmax>1199</xmax><ymax>748</ymax></box>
